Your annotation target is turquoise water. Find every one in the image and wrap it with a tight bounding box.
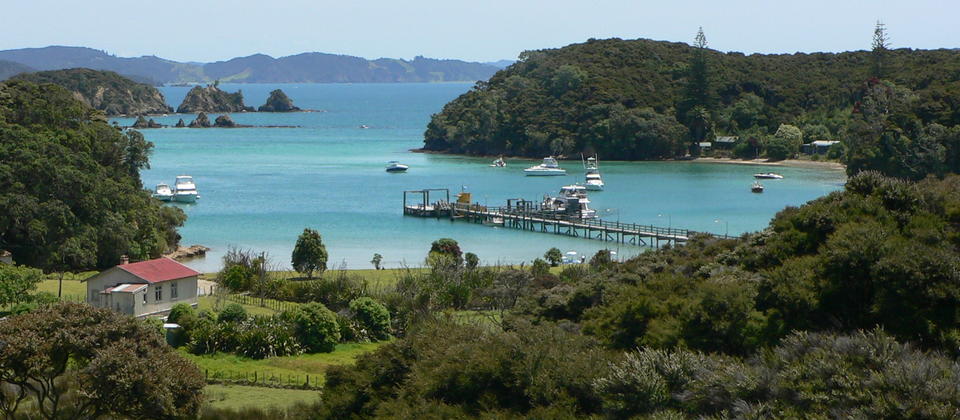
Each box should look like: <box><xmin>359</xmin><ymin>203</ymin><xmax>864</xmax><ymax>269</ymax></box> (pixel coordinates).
<box><xmin>112</xmin><ymin>83</ymin><xmax>846</xmax><ymax>272</ymax></box>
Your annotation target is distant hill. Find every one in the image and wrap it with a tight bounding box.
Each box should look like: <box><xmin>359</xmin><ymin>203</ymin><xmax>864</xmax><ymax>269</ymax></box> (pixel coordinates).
<box><xmin>12</xmin><ymin>69</ymin><xmax>173</xmax><ymax>115</ymax></box>
<box><xmin>484</xmin><ymin>60</ymin><xmax>515</xmax><ymax>69</ymax></box>
<box><xmin>0</xmin><ymin>60</ymin><xmax>34</xmax><ymax>80</ymax></box>
<box><xmin>0</xmin><ymin>46</ymin><xmax>499</xmax><ymax>84</ymax></box>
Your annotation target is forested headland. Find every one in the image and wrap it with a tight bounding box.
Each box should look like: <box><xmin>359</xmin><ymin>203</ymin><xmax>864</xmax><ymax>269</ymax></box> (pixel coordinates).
<box><xmin>423</xmin><ymin>31</ymin><xmax>960</xmax><ymax>180</ymax></box>
<box><xmin>11</xmin><ymin>68</ymin><xmax>174</xmax><ymax>116</ymax></box>
<box><xmin>0</xmin><ymin>80</ymin><xmax>185</xmax><ymax>270</ymax></box>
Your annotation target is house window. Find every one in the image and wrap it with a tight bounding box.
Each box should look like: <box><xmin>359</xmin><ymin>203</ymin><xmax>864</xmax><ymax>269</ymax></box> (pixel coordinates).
<box><xmin>171</xmin><ymin>282</ymin><xmax>178</xmax><ymax>299</ymax></box>
<box><xmin>143</xmin><ymin>291</ymin><xmax>147</xmax><ymax>304</ymax></box>
<box><xmin>155</xmin><ymin>285</ymin><xmax>163</xmax><ymax>302</ymax></box>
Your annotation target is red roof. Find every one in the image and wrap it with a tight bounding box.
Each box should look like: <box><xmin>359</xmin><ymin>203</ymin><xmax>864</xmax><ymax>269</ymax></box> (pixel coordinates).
<box><xmin>117</xmin><ymin>258</ymin><xmax>200</xmax><ymax>284</ymax></box>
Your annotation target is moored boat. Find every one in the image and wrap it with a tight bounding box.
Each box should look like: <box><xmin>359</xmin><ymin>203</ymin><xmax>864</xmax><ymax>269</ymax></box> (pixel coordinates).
<box><xmin>386</xmin><ymin>161</ymin><xmax>409</xmax><ymax>172</ymax></box>
<box><xmin>751</xmin><ymin>181</ymin><xmax>765</xmax><ymax>193</ymax></box>
<box><xmin>490</xmin><ymin>156</ymin><xmax>506</xmax><ymax>167</ymax></box>
<box><xmin>152</xmin><ymin>183</ymin><xmax>173</xmax><ymax>202</ymax></box>
<box><xmin>524</xmin><ymin>156</ymin><xmax>566</xmax><ymax>176</ymax></box>
<box><xmin>583</xmin><ymin>155</ymin><xmax>604</xmax><ymax>191</ymax></box>
<box><xmin>541</xmin><ymin>184</ymin><xmax>597</xmax><ymax>219</ymax></box>
<box><xmin>753</xmin><ymin>172</ymin><xmax>784</xmax><ymax>179</ymax></box>
<box><xmin>173</xmin><ymin>176</ymin><xmax>200</xmax><ymax>203</ymax></box>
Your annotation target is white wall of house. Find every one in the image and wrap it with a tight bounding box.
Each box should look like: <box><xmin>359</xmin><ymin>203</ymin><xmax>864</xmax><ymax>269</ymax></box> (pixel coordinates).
<box><xmin>86</xmin><ymin>269</ymin><xmax>198</xmax><ymax>317</ymax></box>
<box><xmin>141</xmin><ymin>277</ymin><xmax>198</xmax><ymax>316</ymax></box>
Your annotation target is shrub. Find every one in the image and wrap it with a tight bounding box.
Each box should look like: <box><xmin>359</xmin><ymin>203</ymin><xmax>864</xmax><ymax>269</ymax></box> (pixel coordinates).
<box><xmin>167</xmin><ymin>303</ymin><xmax>198</xmax><ymax>346</ymax></box>
<box><xmin>531</xmin><ymin>258</ymin><xmax>551</xmax><ymax>279</ymax></box>
<box><xmin>428</xmin><ymin>238</ymin><xmax>462</xmax><ymax>266</ymax></box>
<box><xmin>218</xmin><ymin>303</ymin><xmax>248</xmax><ymax>323</ymax></box>
<box><xmin>349</xmin><ymin>297</ymin><xmax>392</xmax><ymax>341</ymax></box>
<box><xmin>293</xmin><ymin>303</ymin><xmax>341</xmax><ymax>353</ymax></box>
<box><xmin>544</xmin><ymin>247</ymin><xmax>563</xmax><ymax>266</ymax></box>
<box><xmin>236</xmin><ymin>315</ymin><xmax>302</xmax><ymax>359</ymax></box>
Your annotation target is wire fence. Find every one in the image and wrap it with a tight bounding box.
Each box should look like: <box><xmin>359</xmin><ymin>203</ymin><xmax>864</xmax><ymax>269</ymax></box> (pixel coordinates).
<box><xmin>204</xmin><ymin>368</ymin><xmax>321</xmax><ymax>389</ymax></box>
<box><xmin>222</xmin><ymin>293</ymin><xmax>300</xmax><ymax>313</ymax></box>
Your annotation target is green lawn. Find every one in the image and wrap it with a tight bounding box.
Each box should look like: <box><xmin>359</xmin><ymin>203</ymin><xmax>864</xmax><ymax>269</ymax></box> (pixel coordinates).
<box><xmin>35</xmin><ymin>272</ymin><xmax>94</xmax><ymax>298</ymax></box>
<box><xmin>182</xmin><ymin>341</ymin><xmax>387</xmax><ymax>384</ymax></box>
<box><xmin>202</xmin><ymin>384</ymin><xmax>321</xmax><ymax>411</ymax></box>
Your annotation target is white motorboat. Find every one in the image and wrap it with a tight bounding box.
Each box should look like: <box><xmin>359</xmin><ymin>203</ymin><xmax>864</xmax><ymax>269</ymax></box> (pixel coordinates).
<box><xmin>173</xmin><ymin>176</ymin><xmax>199</xmax><ymax>203</ymax></box>
<box><xmin>583</xmin><ymin>155</ymin><xmax>604</xmax><ymax>191</ymax></box>
<box><xmin>386</xmin><ymin>161</ymin><xmax>409</xmax><ymax>172</ymax></box>
<box><xmin>541</xmin><ymin>184</ymin><xmax>598</xmax><ymax>219</ymax></box>
<box><xmin>490</xmin><ymin>156</ymin><xmax>506</xmax><ymax>167</ymax></box>
<box><xmin>751</xmin><ymin>181</ymin><xmax>765</xmax><ymax>193</ymax></box>
<box><xmin>152</xmin><ymin>183</ymin><xmax>173</xmax><ymax>202</ymax></box>
<box><xmin>753</xmin><ymin>172</ymin><xmax>784</xmax><ymax>179</ymax></box>
<box><xmin>524</xmin><ymin>156</ymin><xmax>566</xmax><ymax>176</ymax></box>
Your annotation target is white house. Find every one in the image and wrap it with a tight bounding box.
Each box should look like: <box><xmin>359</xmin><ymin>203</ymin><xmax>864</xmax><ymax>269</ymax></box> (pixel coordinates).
<box><xmin>85</xmin><ymin>257</ymin><xmax>200</xmax><ymax>317</ymax></box>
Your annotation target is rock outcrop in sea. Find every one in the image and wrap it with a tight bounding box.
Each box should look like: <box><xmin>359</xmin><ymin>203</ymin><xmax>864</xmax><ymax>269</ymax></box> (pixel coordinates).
<box><xmin>188</xmin><ymin>112</ymin><xmax>212</xmax><ymax>128</ymax></box>
<box><xmin>214</xmin><ymin>114</ymin><xmax>236</xmax><ymax>127</ymax></box>
<box><xmin>176</xmin><ymin>83</ymin><xmax>254</xmax><ymax>113</ymax></box>
<box><xmin>132</xmin><ymin>115</ymin><xmax>163</xmax><ymax>129</ymax></box>
<box><xmin>175</xmin><ymin>118</ymin><xmax>186</xmax><ymax>128</ymax></box>
<box><xmin>258</xmin><ymin>89</ymin><xmax>301</xmax><ymax>112</ymax></box>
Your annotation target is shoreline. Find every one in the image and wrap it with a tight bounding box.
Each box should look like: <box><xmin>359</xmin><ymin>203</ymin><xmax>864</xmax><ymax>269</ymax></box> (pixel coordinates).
<box><xmin>411</xmin><ymin>149</ymin><xmax>846</xmax><ymax>170</ymax></box>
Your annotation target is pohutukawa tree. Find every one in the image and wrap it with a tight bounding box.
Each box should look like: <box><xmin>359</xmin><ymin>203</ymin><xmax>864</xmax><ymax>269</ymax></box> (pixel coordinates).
<box><xmin>0</xmin><ymin>303</ymin><xmax>204</xmax><ymax>419</ymax></box>
<box><xmin>292</xmin><ymin>228</ymin><xmax>328</xmax><ymax>278</ymax></box>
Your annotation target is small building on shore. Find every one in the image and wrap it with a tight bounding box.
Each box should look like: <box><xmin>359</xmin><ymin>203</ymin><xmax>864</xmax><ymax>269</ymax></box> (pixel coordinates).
<box><xmin>714</xmin><ymin>136</ymin><xmax>739</xmax><ymax>149</ymax></box>
<box><xmin>85</xmin><ymin>257</ymin><xmax>200</xmax><ymax>317</ymax></box>
<box><xmin>802</xmin><ymin>140</ymin><xmax>841</xmax><ymax>155</ymax></box>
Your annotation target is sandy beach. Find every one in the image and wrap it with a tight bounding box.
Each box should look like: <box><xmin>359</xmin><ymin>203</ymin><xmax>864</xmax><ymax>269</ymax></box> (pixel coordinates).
<box><xmin>691</xmin><ymin>157</ymin><xmax>845</xmax><ymax>171</ymax></box>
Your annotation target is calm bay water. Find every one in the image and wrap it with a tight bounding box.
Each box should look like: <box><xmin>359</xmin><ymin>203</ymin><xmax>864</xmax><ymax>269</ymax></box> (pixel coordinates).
<box><xmin>112</xmin><ymin>83</ymin><xmax>845</xmax><ymax>272</ymax></box>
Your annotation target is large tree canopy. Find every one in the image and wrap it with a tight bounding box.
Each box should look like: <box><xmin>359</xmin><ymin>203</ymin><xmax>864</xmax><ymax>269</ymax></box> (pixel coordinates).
<box><xmin>0</xmin><ymin>302</ymin><xmax>204</xmax><ymax>419</ymax></box>
<box><xmin>0</xmin><ymin>80</ymin><xmax>185</xmax><ymax>270</ymax></box>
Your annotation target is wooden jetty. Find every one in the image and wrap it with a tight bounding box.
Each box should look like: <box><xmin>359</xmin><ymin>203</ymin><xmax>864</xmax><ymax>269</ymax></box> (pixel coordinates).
<box><xmin>403</xmin><ymin>188</ymin><xmax>718</xmax><ymax>248</ymax></box>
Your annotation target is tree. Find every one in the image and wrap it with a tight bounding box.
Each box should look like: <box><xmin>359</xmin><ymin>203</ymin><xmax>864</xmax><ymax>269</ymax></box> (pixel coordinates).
<box><xmin>872</xmin><ymin>21</ymin><xmax>890</xmax><ymax>78</ymax></box>
<box><xmin>0</xmin><ymin>264</ymin><xmax>41</xmax><ymax>306</ymax></box>
<box><xmin>371</xmin><ymin>253</ymin><xmax>383</xmax><ymax>270</ymax></box>
<box><xmin>428</xmin><ymin>238</ymin><xmax>463</xmax><ymax>267</ymax></box>
<box><xmin>0</xmin><ymin>303</ymin><xmax>204</xmax><ymax>419</ymax></box>
<box><xmin>679</xmin><ymin>27</ymin><xmax>715</xmax><ymax>146</ymax></box>
<box><xmin>291</xmin><ymin>228</ymin><xmax>328</xmax><ymax>278</ymax></box>
<box><xmin>293</xmin><ymin>303</ymin><xmax>341</xmax><ymax>353</ymax></box>
<box><xmin>544</xmin><ymin>247</ymin><xmax>563</xmax><ymax>267</ymax></box>
<box><xmin>766</xmin><ymin>124</ymin><xmax>803</xmax><ymax>160</ymax></box>
<box><xmin>464</xmin><ymin>252</ymin><xmax>480</xmax><ymax>270</ymax></box>
<box><xmin>219</xmin><ymin>303</ymin><xmax>248</xmax><ymax>323</ymax></box>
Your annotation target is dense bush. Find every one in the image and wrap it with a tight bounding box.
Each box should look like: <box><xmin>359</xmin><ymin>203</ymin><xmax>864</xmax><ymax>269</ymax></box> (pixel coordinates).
<box><xmin>292</xmin><ymin>303</ymin><xmax>341</xmax><ymax>353</ymax></box>
<box><xmin>348</xmin><ymin>297</ymin><xmax>391</xmax><ymax>341</ymax></box>
<box><xmin>0</xmin><ymin>80</ymin><xmax>185</xmax><ymax>269</ymax></box>
<box><xmin>218</xmin><ymin>303</ymin><xmax>248</xmax><ymax>323</ymax></box>
<box><xmin>236</xmin><ymin>315</ymin><xmax>302</xmax><ymax>359</ymax></box>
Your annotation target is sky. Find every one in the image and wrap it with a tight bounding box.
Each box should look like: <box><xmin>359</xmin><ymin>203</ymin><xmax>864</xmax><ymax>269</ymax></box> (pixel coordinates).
<box><xmin>1</xmin><ymin>0</ymin><xmax>958</xmax><ymax>63</ymax></box>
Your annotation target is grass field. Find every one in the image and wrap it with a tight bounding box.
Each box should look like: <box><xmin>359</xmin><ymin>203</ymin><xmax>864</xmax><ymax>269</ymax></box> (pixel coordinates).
<box><xmin>182</xmin><ymin>341</ymin><xmax>386</xmax><ymax>383</ymax></box>
<box><xmin>202</xmin><ymin>384</ymin><xmax>321</xmax><ymax>411</ymax></box>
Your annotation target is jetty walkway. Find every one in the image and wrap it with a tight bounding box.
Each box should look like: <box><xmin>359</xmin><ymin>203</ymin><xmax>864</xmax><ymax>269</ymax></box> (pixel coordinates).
<box><xmin>402</xmin><ymin>189</ymin><xmax>724</xmax><ymax>248</ymax></box>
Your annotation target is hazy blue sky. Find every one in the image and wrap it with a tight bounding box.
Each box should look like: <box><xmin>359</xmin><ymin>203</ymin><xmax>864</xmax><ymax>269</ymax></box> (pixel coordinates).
<box><xmin>2</xmin><ymin>0</ymin><xmax>957</xmax><ymax>62</ymax></box>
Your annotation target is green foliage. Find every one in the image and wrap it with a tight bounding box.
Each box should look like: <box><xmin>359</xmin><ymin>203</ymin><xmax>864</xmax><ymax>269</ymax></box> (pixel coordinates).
<box><xmin>463</xmin><ymin>252</ymin><xmax>479</xmax><ymax>269</ymax></box>
<box><xmin>11</xmin><ymin>68</ymin><xmax>173</xmax><ymax>115</ymax></box>
<box><xmin>219</xmin><ymin>303</ymin><xmax>248</xmax><ymax>323</ymax></box>
<box><xmin>370</xmin><ymin>253</ymin><xmax>383</xmax><ymax>270</ymax></box>
<box><xmin>423</xmin><ymin>37</ymin><xmax>960</xmax><ymax>173</ymax></box>
<box><xmin>293</xmin><ymin>302</ymin><xmax>341</xmax><ymax>353</ymax></box>
<box><xmin>349</xmin><ymin>297</ymin><xmax>391</xmax><ymax>341</ymax></box>
<box><xmin>0</xmin><ymin>303</ymin><xmax>204</xmax><ymax>418</ymax></box>
<box><xmin>291</xmin><ymin>228</ymin><xmax>328</xmax><ymax>279</ymax></box>
<box><xmin>0</xmin><ymin>80</ymin><xmax>186</xmax><ymax>269</ymax></box>
<box><xmin>531</xmin><ymin>258</ymin><xmax>551</xmax><ymax>280</ymax></box>
<box><xmin>236</xmin><ymin>315</ymin><xmax>302</xmax><ymax>359</ymax></box>
<box><xmin>544</xmin><ymin>247</ymin><xmax>563</xmax><ymax>266</ymax></box>
<box><xmin>0</xmin><ymin>264</ymin><xmax>42</xmax><ymax>305</ymax></box>
<box><xmin>766</xmin><ymin>124</ymin><xmax>803</xmax><ymax>160</ymax></box>
<box><xmin>428</xmin><ymin>238</ymin><xmax>462</xmax><ymax>266</ymax></box>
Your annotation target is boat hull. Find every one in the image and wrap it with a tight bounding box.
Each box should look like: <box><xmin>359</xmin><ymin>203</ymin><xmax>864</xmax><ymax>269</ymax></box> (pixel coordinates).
<box><xmin>173</xmin><ymin>193</ymin><xmax>198</xmax><ymax>203</ymax></box>
<box><xmin>585</xmin><ymin>183</ymin><xmax>604</xmax><ymax>191</ymax></box>
<box><xmin>386</xmin><ymin>167</ymin><xmax>408</xmax><ymax>173</ymax></box>
<box><xmin>524</xmin><ymin>170</ymin><xmax>566</xmax><ymax>176</ymax></box>
<box><xmin>153</xmin><ymin>194</ymin><xmax>173</xmax><ymax>202</ymax></box>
